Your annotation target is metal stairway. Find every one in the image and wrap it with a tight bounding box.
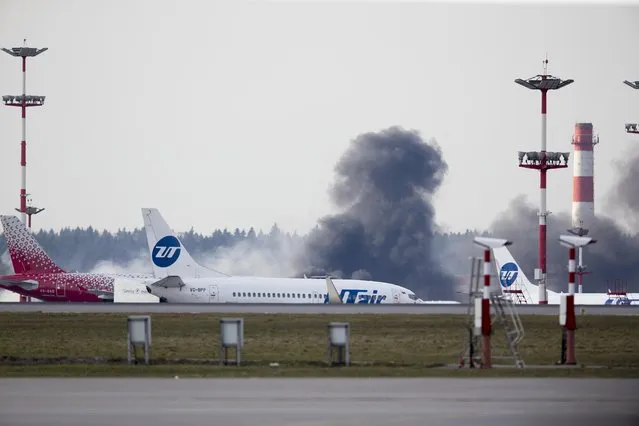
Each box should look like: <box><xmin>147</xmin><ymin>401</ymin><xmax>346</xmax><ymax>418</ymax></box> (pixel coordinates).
<box><xmin>503</xmin><ymin>288</ymin><xmax>528</xmax><ymax>304</ymax></box>
<box><xmin>458</xmin><ymin>257</ymin><xmax>525</xmax><ymax>368</ymax></box>
<box><xmin>490</xmin><ymin>292</ymin><xmax>525</xmax><ymax>368</ymax></box>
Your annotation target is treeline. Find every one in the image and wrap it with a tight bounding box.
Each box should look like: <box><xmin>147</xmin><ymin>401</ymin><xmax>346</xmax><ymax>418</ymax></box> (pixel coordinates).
<box><xmin>0</xmin><ymin>225</ymin><xmax>481</xmax><ymax>276</ymax></box>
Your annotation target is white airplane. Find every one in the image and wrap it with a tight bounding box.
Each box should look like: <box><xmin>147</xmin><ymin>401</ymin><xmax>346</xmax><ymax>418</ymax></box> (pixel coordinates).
<box><xmin>141</xmin><ymin>208</ymin><xmax>461</xmax><ymax>305</ymax></box>
<box><xmin>491</xmin><ymin>242</ymin><xmax>639</xmax><ymax>306</ymax></box>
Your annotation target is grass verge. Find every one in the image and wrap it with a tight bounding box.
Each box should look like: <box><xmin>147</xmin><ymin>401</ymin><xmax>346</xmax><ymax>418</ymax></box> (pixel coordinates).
<box><xmin>1</xmin><ymin>312</ymin><xmax>638</xmax><ymax>377</ymax></box>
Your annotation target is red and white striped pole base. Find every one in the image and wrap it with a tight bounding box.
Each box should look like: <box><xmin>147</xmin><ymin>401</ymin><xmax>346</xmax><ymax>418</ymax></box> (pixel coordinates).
<box><xmin>565</xmin><ymin>247</ymin><xmax>577</xmax><ymax>364</ymax></box>
<box><xmin>482</xmin><ymin>248</ymin><xmax>492</xmax><ymax>368</ymax></box>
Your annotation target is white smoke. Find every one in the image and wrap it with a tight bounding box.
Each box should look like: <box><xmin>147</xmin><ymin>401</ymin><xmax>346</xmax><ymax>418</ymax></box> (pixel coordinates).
<box><xmin>88</xmin><ymin>250</ymin><xmax>153</xmax><ymax>275</ymax></box>
<box><xmin>196</xmin><ymin>234</ymin><xmax>306</xmax><ymax>278</ymax></box>
<box><xmin>0</xmin><ymin>249</ymin><xmax>11</xmax><ymax>274</ymax></box>
<box><xmin>0</xmin><ymin>249</ymin><xmax>23</xmax><ymax>302</ymax></box>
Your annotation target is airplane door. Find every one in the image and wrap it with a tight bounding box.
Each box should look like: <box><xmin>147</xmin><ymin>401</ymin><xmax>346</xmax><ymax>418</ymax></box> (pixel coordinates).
<box><xmin>391</xmin><ymin>288</ymin><xmax>400</xmax><ymax>304</ymax></box>
<box><xmin>209</xmin><ymin>285</ymin><xmax>219</xmax><ymax>303</ymax></box>
<box><xmin>55</xmin><ymin>280</ymin><xmax>66</xmax><ymax>298</ymax></box>
<box><xmin>312</xmin><ymin>290</ymin><xmax>320</xmax><ymax>304</ymax></box>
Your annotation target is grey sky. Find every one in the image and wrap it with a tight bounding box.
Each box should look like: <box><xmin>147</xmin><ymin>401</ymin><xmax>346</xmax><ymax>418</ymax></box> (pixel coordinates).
<box><xmin>1</xmin><ymin>0</ymin><xmax>638</xmax><ymax>235</ymax></box>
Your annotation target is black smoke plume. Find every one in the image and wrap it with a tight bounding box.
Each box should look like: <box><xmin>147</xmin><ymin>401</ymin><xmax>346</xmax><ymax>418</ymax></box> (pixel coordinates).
<box><xmin>609</xmin><ymin>149</ymin><xmax>639</xmax><ymax>230</ymax></box>
<box><xmin>488</xmin><ymin>148</ymin><xmax>639</xmax><ymax>293</ymax></box>
<box><xmin>298</xmin><ymin>126</ymin><xmax>456</xmax><ymax>300</ymax></box>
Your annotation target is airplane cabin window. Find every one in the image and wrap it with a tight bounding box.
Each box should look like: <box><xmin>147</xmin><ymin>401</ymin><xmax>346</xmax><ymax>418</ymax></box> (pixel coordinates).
<box><xmin>253</xmin><ymin>292</ymin><xmax>256</xmax><ymax>297</ymax></box>
<box><xmin>233</xmin><ymin>292</ymin><xmax>236</xmax><ymax>297</ymax></box>
<box><xmin>302</xmin><ymin>294</ymin><xmax>306</xmax><ymax>299</ymax></box>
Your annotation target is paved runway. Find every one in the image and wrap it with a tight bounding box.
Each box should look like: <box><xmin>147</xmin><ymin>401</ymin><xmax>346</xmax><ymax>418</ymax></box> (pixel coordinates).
<box><xmin>0</xmin><ymin>378</ymin><xmax>637</xmax><ymax>426</ymax></box>
<box><xmin>0</xmin><ymin>302</ymin><xmax>638</xmax><ymax>315</ymax></box>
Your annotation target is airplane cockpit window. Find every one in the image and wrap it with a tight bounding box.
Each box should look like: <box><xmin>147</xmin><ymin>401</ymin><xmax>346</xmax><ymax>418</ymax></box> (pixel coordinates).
<box><xmin>408</xmin><ymin>294</ymin><xmax>417</xmax><ymax>301</ymax></box>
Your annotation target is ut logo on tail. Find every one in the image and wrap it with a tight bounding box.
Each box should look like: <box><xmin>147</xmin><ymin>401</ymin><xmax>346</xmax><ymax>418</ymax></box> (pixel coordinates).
<box><xmin>152</xmin><ymin>236</ymin><xmax>181</xmax><ymax>267</ymax></box>
<box><xmin>499</xmin><ymin>262</ymin><xmax>518</xmax><ymax>287</ymax></box>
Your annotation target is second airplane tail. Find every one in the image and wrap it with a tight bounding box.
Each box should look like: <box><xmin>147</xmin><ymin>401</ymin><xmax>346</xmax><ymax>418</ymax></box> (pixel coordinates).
<box><xmin>491</xmin><ymin>245</ymin><xmax>539</xmax><ymax>304</ymax></box>
<box><xmin>141</xmin><ymin>208</ymin><xmax>229</xmax><ymax>279</ymax></box>
<box><xmin>0</xmin><ymin>215</ymin><xmax>66</xmax><ymax>275</ymax></box>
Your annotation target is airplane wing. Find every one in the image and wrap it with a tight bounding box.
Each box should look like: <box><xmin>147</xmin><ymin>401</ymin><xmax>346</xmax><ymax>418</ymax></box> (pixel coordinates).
<box><xmin>0</xmin><ymin>278</ymin><xmax>39</xmax><ymax>291</ymax></box>
<box><xmin>149</xmin><ymin>275</ymin><xmax>186</xmax><ymax>289</ymax></box>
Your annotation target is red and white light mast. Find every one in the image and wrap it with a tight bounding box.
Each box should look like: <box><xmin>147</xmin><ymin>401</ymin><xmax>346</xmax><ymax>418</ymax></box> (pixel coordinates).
<box><xmin>2</xmin><ymin>41</ymin><xmax>47</xmax><ymax>228</ymax></box>
<box><xmin>515</xmin><ymin>58</ymin><xmax>573</xmax><ymax>304</ymax></box>
<box><xmin>624</xmin><ymin>80</ymin><xmax>639</xmax><ymax>134</ymax></box>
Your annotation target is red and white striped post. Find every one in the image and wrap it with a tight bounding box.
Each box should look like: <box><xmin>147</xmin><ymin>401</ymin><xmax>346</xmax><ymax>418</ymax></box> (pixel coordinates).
<box><xmin>565</xmin><ymin>247</ymin><xmax>577</xmax><ymax>364</ymax></box>
<box><xmin>482</xmin><ymin>248</ymin><xmax>492</xmax><ymax>368</ymax></box>
<box><xmin>559</xmin><ymin>234</ymin><xmax>596</xmax><ymax>365</ymax></box>
<box><xmin>473</xmin><ymin>237</ymin><xmax>513</xmax><ymax>369</ymax></box>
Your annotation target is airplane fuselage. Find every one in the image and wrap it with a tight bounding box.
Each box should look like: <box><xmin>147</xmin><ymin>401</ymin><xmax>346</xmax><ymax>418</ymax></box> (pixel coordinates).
<box><xmin>0</xmin><ymin>272</ymin><xmax>156</xmax><ymax>302</ymax></box>
<box><xmin>150</xmin><ymin>276</ymin><xmax>434</xmax><ymax>304</ymax></box>
<box><xmin>548</xmin><ymin>291</ymin><xmax>639</xmax><ymax>306</ymax></box>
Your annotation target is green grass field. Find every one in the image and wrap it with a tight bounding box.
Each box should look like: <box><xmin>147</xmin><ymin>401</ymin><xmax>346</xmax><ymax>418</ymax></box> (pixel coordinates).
<box><xmin>1</xmin><ymin>312</ymin><xmax>638</xmax><ymax>377</ymax></box>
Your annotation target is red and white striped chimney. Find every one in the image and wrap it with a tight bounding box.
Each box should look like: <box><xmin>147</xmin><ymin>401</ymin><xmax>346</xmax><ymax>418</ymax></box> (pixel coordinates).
<box><xmin>571</xmin><ymin>123</ymin><xmax>598</xmax><ymax>229</ymax></box>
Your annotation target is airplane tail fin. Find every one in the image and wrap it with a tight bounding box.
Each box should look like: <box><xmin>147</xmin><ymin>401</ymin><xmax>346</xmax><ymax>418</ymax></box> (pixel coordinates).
<box><xmin>0</xmin><ymin>215</ymin><xmax>66</xmax><ymax>274</ymax></box>
<box><xmin>141</xmin><ymin>208</ymin><xmax>229</xmax><ymax>279</ymax></box>
<box><xmin>491</xmin><ymin>245</ymin><xmax>538</xmax><ymax>304</ymax></box>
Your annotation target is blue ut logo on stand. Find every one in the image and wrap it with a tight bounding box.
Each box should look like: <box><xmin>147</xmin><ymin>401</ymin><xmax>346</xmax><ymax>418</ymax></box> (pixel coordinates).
<box><xmin>499</xmin><ymin>262</ymin><xmax>518</xmax><ymax>287</ymax></box>
<box><xmin>152</xmin><ymin>236</ymin><xmax>181</xmax><ymax>267</ymax></box>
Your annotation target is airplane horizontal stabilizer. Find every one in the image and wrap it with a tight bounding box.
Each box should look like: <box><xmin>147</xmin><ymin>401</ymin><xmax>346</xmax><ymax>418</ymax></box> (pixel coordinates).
<box><xmin>151</xmin><ymin>275</ymin><xmax>186</xmax><ymax>289</ymax></box>
<box><xmin>0</xmin><ymin>279</ymin><xmax>39</xmax><ymax>291</ymax></box>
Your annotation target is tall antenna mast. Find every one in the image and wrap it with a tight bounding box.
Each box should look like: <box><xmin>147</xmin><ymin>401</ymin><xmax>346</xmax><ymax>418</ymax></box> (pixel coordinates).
<box><xmin>2</xmin><ymin>41</ymin><xmax>48</xmax><ymax>227</ymax></box>
<box><xmin>515</xmin><ymin>57</ymin><xmax>574</xmax><ymax>304</ymax></box>
<box><xmin>543</xmin><ymin>54</ymin><xmax>548</xmax><ymax>75</ymax></box>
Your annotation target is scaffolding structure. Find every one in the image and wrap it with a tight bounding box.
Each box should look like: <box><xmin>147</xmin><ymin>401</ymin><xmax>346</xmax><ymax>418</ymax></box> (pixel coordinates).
<box><xmin>459</xmin><ymin>257</ymin><xmax>525</xmax><ymax>368</ymax></box>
